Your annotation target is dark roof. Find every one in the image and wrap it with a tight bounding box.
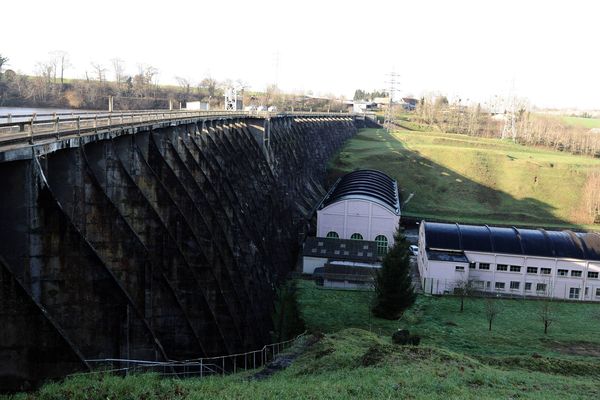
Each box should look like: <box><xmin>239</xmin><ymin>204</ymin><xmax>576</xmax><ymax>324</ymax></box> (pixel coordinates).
<box><xmin>314</xmin><ymin>265</ymin><xmax>377</xmax><ymax>282</ymax></box>
<box><xmin>423</xmin><ymin>221</ymin><xmax>600</xmax><ymax>261</ymax></box>
<box><xmin>427</xmin><ymin>250</ymin><xmax>469</xmax><ymax>263</ymax></box>
<box><xmin>303</xmin><ymin>237</ymin><xmax>379</xmax><ymax>262</ymax></box>
<box><xmin>320</xmin><ymin>169</ymin><xmax>400</xmax><ymax>215</ymax></box>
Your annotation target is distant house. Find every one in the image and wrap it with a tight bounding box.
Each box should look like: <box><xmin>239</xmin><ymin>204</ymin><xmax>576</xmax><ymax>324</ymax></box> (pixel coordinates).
<box><xmin>352</xmin><ymin>101</ymin><xmax>377</xmax><ymax>113</ymax></box>
<box><xmin>184</xmin><ymin>101</ymin><xmax>210</xmax><ymax>111</ymax></box>
<box><xmin>401</xmin><ymin>97</ymin><xmax>418</xmax><ymax>111</ymax></box>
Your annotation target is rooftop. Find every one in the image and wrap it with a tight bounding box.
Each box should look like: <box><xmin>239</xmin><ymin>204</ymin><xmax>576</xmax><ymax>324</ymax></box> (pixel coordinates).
<box><xmin>303</xmin><ymin>236</ymin><xmax>380</xmax><ymax>263</ymax></box>
<box><xmin>427</xmin><ymin>250</ymin><xmax>469</xmax><ymax>263</ymax></box>
<box><xmin>320</xmin><ymin>169</ymin><xmax>400</xmax><ymax>215</ymax></box>
<box><xmin>424</xmin><ymin>221</ymin><xmax>600</xmax><ymax>261</ymax></box>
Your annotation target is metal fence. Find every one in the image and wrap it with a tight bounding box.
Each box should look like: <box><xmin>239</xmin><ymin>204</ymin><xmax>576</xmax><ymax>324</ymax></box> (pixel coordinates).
<box><xmin>80</xmin><ymin>331</ymin><xmax>307</xmax><ymax>379</ymax></box>
<box><xmin>421</xmin><ymin>277</ymin><xmax>600</xmax><ymax>302</ymax></box>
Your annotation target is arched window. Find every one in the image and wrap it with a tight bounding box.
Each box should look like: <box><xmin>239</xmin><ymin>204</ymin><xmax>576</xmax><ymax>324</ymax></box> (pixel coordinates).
<box><xmin>326</xmin><ymin>231</ymin><xmax>339</xmax><ymax>239</ymax></box>
<box><xmin>350</xmin><ymin>233</ymin><xmax>363</xmax><ymax>240</ymax></box>
<box><xmin>375</xmin><ymin>235</ymin><xmax>389</xmax><ymax>256</ymax></box>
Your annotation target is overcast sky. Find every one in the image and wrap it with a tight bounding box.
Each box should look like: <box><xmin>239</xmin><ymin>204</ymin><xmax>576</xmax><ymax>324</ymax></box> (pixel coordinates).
<box><xmin>2</xmin><ymin>0</ymin><xmax>599</xmax><ymax>109</ymax></box>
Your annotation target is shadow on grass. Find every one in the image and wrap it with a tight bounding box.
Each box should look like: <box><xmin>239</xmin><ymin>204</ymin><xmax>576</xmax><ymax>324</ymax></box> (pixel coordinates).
<box><xmin>327</xmin><ymin>128</ymin><xmax>588</xmax><ymax>231</ymax></box>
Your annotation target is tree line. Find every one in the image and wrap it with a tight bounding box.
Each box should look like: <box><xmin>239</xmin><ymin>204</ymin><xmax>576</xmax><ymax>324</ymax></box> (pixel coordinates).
<box><xmin>0</xmin><ymin>52</ymin><xmax>349</xmax><ymax>112</ymax></box>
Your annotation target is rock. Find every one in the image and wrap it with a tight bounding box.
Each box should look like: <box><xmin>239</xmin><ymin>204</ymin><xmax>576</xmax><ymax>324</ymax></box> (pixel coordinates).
<box><xmin>392</xmin><ymin>329</ymin><xmax>411</xmax><ymax>345</ymax></box>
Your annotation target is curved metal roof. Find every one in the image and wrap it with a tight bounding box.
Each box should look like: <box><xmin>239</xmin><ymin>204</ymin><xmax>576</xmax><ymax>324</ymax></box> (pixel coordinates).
<box><xmin>320</xmin><ymin>169</ymin><xmax>400</xmax><ymax>215</ymax></box>
<box><xmin>423</xmin><ymin>221</ymin><xmax>600</xmax><ymax>261</ymax></box>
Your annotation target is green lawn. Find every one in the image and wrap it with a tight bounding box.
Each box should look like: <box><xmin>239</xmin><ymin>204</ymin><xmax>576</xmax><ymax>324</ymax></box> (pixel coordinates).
<box><xmin>561</xmin><ymin>116</ymin><xmax>600</xmax><ymax>129</ymax></box>
<box><xmin>297</xmin><ymin>280</ymin><xmax>600</xmax><ymax>358</ymax></box>
<box><xmin>329</xmin><ymin>128</ymin><xmax>600</xmax><ymax>229</ymax></box>
<box><xmin>10</xmin><ymin>283</ymin><xmax>600</xmax><ymax>400</ymax></box>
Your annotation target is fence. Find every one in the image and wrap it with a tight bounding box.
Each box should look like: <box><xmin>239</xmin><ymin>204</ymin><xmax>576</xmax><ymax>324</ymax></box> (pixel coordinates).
<box><xmin>80</xmin><ymin>331</ymin><xmax>307</xmax><ymax>379</ymax></box>
<box><xmin>0</xmin><ymin>110</ymin><xmax>354</xmax><ymax>147</ymax></box>
<box><xmin>421</xmin><ymin>277</ymin><xmax>600</xmax><ymax>302</ymax></box>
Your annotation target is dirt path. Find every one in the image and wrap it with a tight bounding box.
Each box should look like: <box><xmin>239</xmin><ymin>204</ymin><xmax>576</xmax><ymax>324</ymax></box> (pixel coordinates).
<box><xmin>249</xmin><ymin>334</ymin><xmax>320</xmax><ymax>380</ymax></box>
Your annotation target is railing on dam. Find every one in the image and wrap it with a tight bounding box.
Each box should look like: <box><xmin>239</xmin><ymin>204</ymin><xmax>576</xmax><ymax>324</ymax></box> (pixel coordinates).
<box><xmin>0</xmin><ymin>109</ymin><xmax>354</xmax><ymax>148</ymax></box>
<box><xmin>80</xmin><ymin>331</ymin><xmax>307</xmax><ymax>379</ymax></box>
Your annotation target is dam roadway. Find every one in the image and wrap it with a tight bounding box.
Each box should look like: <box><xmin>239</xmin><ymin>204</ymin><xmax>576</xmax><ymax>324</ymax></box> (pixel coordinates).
<box><xmin>0</xmin><ymin>109</ymin><xmax>375</xmax><ymax>391</ymax></box>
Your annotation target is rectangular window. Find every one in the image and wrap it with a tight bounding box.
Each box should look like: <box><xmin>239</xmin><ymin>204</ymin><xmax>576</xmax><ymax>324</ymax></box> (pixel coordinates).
<box><xmin>526</xmin><ymin>267</ymin><xmax>538</xmax><ymax>274</ymax></box>
<box><xmin>571</xmin><ymin>270</ymin><xmax>582</xmax><ymax>277</ymax></box>
<box><xmin>486</xmin><ymin>281</ymin><xmax>491</xmax><ymax>288</ymax></box>
<box><xmin>496</xmin><ymin>264</ymin><xmax>508</xmax><ymax>271</ymax></box>
<box><xmin>469</xmin><ymin>262</ymin><xmax>476</xmax><ymax>269</ymax></box>
<box><xmin>473</xmin><ymin>280</ymin><xmax>485</xmax><ymax>289</ymax></box>
<box><xmin>510</xmin><ymin>281</ymin><xmax>520</xmax><ymax>290</ymax></box>
<box><xmin>569</xmin><ymin>287</ymin><xmax>580</xmax><ymax>299</ymax></box>
<box><xmin>510</xmin><ymin>265</ymin><xmax>521</xmax><ymax>272</ymax></box>
<box><xmin>588</xmin><ymin>271</ymin><xmax>599</xmax><ymax>279</ymax></box>
<box><xmin>596</xmin><ymin>288</ymin><xmax>600</xmax><ymax>297</ymax></box>
<box><xmin>585</xmin><ymin>287</ymin><xmax>589</xmax><ymax>296</ymax></box>
<box><xmin>455</xmin><ymin>266</ymin><xmax>465</xmax><ymax>271</ymax></box>
<box><xmin>525</xmin><ymin>282</ymin><xmax>532</xmax><ymax>291</ymax></box>
<box><xmin>479</xmin><ymin>263</ymin><xmax>490</xmax><ymax>270</ymax></box>
<box><xmin>536</xmin><ymin>283</ymin><xmax>547</xmax><ymax>292</ymax></box>
<box><xmin>495</xmin><ymin>282</ymin><xmax>505</xmax><ymax>290</ymax></box>
<box><xmin>557</xmin><ymin>269</ymin><xmax>568</xmax><ymax>276</ymax></box>
<box><xmin>540</xmin><ymin>268</ymin><xmax>552</xmax><ymax>275</ymax></box>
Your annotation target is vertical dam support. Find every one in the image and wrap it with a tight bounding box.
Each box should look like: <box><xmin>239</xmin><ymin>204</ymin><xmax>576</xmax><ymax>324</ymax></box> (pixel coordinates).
<box><xmin>0</xmin><ymin>115</ymin><xmax>357</xmax><ymax>391</ymax></box>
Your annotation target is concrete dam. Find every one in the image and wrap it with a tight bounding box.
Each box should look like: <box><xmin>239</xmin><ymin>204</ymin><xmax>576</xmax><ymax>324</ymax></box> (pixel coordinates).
<box><xmin>0</xmin><ymin>112</ymin><xmax>368</xmax><ymax>390</ymax></box>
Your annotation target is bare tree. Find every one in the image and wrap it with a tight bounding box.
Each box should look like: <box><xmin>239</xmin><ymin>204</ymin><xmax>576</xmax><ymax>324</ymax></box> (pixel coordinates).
<box><xmin>454</xmin><ymin>278</ymin><xmax>475</xmax><ymax>312</ymax></box>
<box><xmin>111</xmin><ymin>58</ymin><xmax>125</xmax><ymax>87</ymax></box>
<box><xmin>90</xmin><ymin>62</ymin><xmax>107</xmax><ymax>82</ymax></box>
<box><xmin>175</xmin><ymin>76</ymin><xmax>191</xmax><ymax>97</ymax></box>
<box><xmin>0</xmin><ymin>54</ymin><xmax>9</xmax><ymax>79</ymax></box>
<box><xmin>50</xmin><ymin>50</ymin><xmax>71</xmax><ymax>86</ymax></box>
<box><xmin>538</xmin><ymin>300</ymin><xmax>556</xmax><ymax>335</ymax></box>
<box><xmin>484</xmin><ymin>297</ymin><xmax>501</xmax><ymax>331</ymax></box>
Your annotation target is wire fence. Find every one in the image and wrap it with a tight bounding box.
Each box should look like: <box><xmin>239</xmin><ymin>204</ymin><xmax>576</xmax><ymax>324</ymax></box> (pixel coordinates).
<box><xmin>421</xmin><ymin>277</ymin><xmax>600</xmax><ymax>302</ymax></box>
<box><xmin>78</xmin><ymin>331</ymin><xmax>307</xmax><ymax>379</ymax></box>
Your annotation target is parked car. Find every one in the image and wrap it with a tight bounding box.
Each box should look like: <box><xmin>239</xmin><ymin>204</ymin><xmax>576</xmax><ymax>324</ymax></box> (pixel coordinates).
<box><xmin>409</xmin><ymin>245</ymin><xmax>419</xmax><ymax>256</ymax></box>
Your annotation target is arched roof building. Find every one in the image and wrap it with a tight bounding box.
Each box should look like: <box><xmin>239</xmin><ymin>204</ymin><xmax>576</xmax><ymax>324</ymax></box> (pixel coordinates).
<box><xmin>418</xmin><ymin>221</ymin><xmax>600</xmax><ymax>301</ymax></box>
<box><xmin>316</xmin><ymin>169</ymin><xmax>401</xmax><ymax>249</ymax></box>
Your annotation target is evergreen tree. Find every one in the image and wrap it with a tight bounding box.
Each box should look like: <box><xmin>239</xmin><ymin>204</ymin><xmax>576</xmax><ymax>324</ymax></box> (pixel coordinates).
<box><xmin>372</xmin><ymin>226</ymin><xmax>416</xmax><ymax>319</ymax></box>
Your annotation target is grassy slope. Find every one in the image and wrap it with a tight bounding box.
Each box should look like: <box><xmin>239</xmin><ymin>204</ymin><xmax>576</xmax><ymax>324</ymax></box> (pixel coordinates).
<box><xmin>11</xmin><ymin>284</ymin><xmax>600</xmax><ymax>400</ymax></box>
<box><xmin>329</xmin><ymin>128</ymin><xmax>600</xmax><ymax>229</ymax></box>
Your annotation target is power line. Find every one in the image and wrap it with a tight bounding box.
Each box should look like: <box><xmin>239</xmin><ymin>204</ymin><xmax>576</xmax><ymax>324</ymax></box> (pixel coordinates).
<box><xmin>384</xmin><ymin>71</ymin><xmax>400</xmax><ymax>132</ymax></box>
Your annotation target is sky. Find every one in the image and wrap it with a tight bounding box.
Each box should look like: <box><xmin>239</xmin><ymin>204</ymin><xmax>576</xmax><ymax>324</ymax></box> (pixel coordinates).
<box><xmin>2</xmin><ymin>0</ymin><xmax>599</xmax><ymax>109</ymax></box>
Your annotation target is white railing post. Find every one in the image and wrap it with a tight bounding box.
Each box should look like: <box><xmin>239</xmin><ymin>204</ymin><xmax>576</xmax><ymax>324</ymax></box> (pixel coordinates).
<box><xmin>28</xmin><ymin>117</ymin><xmax>34</xmax><ymax>144</ymax></box>
<box><xmin>7</xmin><ymin>113</ymin><xmax>11</xmax><ymax>124</ymax></box>
<box><xmin>77</xmin><ymin>116</ymin><xmax>81</xmax><ymax>137</ymax></box>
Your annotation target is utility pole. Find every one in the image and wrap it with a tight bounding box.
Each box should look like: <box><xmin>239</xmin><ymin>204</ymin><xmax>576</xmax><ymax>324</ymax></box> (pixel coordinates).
<box><xmin>384</xmin><ymin>71</ymin><xmax>400</xmax><ymax>132</ymax></box>
<box><xmin>501</xmin><ymin>79</ymin><xmax>516</xmax><ymax>141</ymax></box>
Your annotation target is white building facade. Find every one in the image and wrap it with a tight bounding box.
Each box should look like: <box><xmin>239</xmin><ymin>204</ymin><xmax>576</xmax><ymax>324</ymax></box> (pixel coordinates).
<box><xmin>418</xmin><ymin>221</ymin><xmax>600</xmax><ymax>301</ymax></box>
<box><xmin>316</xmin><ymin>169</ymin><xmax>401</xmax><ymax>256</ymax></box>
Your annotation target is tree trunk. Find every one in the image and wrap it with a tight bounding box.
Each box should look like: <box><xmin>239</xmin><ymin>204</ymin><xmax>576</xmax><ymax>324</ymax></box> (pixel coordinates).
<box><xmin>460</xmin><ymin>297</ymin><xmax>464</xmax><ymax>312</ymax></box>
<box><xmin>488</xmin><ymin>320</ymin><xmax>492</xmax><ymax>331</ymax></box>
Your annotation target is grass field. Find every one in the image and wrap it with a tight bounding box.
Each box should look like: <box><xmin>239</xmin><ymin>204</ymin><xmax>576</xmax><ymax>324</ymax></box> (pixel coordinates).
<box><xmin>329</xmin><ymin>128</ymin><xmax>600</xmax><ymax>229</ymax></box>
<box><xmin>9</xmin><ymin>283</ymin><xmax>600</xmax><ymax>400</ymax></box>
<box><xmin>561</xmin><ymin>116</ymin><xmax>600</xmax><ymax>129</ymax></box>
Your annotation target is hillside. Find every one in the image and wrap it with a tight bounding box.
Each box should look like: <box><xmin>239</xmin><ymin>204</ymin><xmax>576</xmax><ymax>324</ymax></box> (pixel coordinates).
<box><xmin>328</xmin><ymin>128</ymin><xmax>600</xmax><ymax>229</ymax></box>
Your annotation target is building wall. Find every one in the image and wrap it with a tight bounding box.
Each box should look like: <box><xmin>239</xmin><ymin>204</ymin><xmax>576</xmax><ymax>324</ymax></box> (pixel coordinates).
<box><xmin>303</xmin><ymin>256</ymin><xmax>326</xmax><ymax>274</ymax></box>
<box><xmin>317</xmin><ymin>199</ymin><xmax>400</xmax><ymax>245</ymax></box>
<box><xmin>418</xmin><ymin>221</ymin><xmax>600</xmax><ymax>301</ymax></box>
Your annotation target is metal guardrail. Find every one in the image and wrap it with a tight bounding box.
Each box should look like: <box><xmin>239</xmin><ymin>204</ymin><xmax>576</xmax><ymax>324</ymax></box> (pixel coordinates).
<box><xmin>80</xmin><ymin>331</ymin><xmax>307</xmax><ymax>378</ymax></box>
<box><xmin>0</xmin><ymin>110</ymin><xmax>353</xmax><ymax>147</ymax></box>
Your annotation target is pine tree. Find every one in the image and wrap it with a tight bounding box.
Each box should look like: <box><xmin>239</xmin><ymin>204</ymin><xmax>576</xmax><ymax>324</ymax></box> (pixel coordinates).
<box><xmin>372</xmin><ymin>226</ymin><xmax>416</xmax><ymax>319</ymax></box>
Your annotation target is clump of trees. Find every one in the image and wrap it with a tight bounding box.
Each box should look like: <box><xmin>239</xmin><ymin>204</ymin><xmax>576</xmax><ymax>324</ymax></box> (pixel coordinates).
<box><xmin>353</xmin><ymin>89</ymin><xmax>388</xmax><ymax>101</ymax></box>
<box><xmin>273</xmin><ymin>280</ymin><xmax>305</xmax><ymax>341</ymax></box>
<box><xmin>372</xmin><ymin>226</ymin><xmax>416</xmax><ymax>319</ymax></box>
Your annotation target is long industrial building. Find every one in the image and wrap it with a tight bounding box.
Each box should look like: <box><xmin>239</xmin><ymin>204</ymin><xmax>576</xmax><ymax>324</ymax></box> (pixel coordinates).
<box><xmin>418</xmin><ymin>221</ymin><xmax>600</xmax><ymax>301</ymax></box>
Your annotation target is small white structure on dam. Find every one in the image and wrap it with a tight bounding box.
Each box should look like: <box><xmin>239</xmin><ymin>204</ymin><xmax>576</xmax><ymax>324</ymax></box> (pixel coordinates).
<box><xmin>417</xmin><ymin>221</ymin><xmax>600</xmax><ymax>301</ymax></box>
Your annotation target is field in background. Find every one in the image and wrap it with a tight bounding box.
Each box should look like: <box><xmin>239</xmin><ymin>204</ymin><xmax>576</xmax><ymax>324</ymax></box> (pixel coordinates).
<box><xmin>329</xmin><ymin>128</ymin><xmax>600</xmax><ymax>229</ymax></box>
<box><xmin>561</xmin><ymin>116</ymin><xmax>600</xmax><ymax>129</ymax></box>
